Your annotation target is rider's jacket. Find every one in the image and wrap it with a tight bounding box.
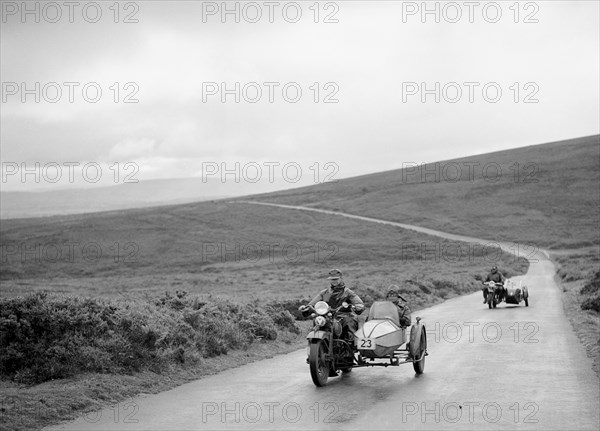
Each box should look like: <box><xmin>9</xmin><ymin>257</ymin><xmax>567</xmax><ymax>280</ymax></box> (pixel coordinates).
<box><xmin>485</xmin><ymin>272</ymin><xmax>505</xmax><ymax>283</ymax></box>
<box><xmin>392</xmin><ymin>302</ymin><xmax>412</xmax><ymax>327</ymax></box>
<box><xmin>308</xmin><ymin>284</ymin><xmax>364</xmax><ymax>313</ymax></box>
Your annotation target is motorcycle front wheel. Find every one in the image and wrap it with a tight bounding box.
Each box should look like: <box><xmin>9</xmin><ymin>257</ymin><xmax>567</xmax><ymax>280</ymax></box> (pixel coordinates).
<box><xmin>309</xmin><ymin>340</ymin><xmax>330</xmax><ymax>387</ymax></box>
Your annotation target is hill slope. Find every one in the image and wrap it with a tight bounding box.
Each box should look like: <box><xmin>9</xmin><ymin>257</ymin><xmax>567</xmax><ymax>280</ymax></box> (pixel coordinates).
<box><xmin>243</xmin><ymin>135</ymin><xmax>600</xmax><ymax>249</ymax></box>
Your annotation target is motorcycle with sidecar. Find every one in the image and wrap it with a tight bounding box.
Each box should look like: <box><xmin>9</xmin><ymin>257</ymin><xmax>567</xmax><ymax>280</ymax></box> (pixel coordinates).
<box><xmin>301</xmin><ymin>301</ymin><xmax>428</xmax><ymax>387</ymax></box>
<box><xmin>483</xmin><ymin>280</ymin><xmax>529</xmax><ymax>308</ymax></box>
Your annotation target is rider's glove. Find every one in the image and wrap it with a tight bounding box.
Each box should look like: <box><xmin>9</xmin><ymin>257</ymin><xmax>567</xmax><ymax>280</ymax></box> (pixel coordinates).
<box><xmin>298</xmin><ymin>305</ymin><xmax>311</xmax><ymax>317</ymax></box>
<box><xmin>354</xmin><ymin>304</ymin><xmax>365</xmax><ymax>315</ymax></box>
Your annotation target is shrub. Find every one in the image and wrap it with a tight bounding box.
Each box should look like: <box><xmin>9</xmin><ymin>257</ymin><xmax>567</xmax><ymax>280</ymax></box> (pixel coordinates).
<box><xmin>580</xmin><ymin>270</ymin><xmax>600</xmax><ymax>296</ymax></box>
<box><xmin>581</xmin><ymin>295</ymin><xmax>600</xmax><ymax>312</ymax></box>
<box><xmin>271</xmin><ymin>310</ymin><xmax>301</xmax><ymax>334</ymax></box>
<box><xmin>579</xmin><ymin>270</ymin><xmax>600</xmax><ymax>313</ymax></box>
<box><xmin>0</xmin><ymin>291</ymin><xmax>300</xmax><ymax>384</ymax></box>
<box><xmin>267</xmin><ymin>298</ymin><xmax>307</xmax><ymax>320</ymax></box>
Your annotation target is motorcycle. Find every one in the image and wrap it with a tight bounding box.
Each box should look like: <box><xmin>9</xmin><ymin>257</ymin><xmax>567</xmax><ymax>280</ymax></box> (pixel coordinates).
<box><xmin>300</xmin><ymin>300</ymin><xmax>428</xmax><ymax>387</ymax></box>
<box><xmin>301</xmin><ymin>301</ymin><xmax>357</xmax><ymax>386</ymax></box>
<box><xmin>483</xmin><ymin>281</ymin><xmax>504</xmax><ymax>309</ymax></box>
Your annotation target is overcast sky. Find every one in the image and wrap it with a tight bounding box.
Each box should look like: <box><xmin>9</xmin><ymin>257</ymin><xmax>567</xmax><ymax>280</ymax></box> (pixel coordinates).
<box><xmin>1</xmin><ymin>0</ymin><xmax>599</xmax><ymax>191</ymax></box>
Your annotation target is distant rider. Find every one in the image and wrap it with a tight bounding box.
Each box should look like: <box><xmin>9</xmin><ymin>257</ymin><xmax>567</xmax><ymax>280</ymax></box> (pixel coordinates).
<box><xmin>300</xmin><ymin>269</ymin><xmax>365</xmax><ymax>343</ymax></box>
<box><xmin>482</xmin><ymin>266</ymin><xmax>506</xmax><ymax>303</ymax></box>
<box><xmin>385</xmin><ymin>285</ymin><xmax>412</xmax><ymax>327</ymax></box>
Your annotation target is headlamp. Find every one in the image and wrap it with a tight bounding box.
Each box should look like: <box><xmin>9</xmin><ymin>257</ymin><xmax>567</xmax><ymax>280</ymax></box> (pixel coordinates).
<box><xmin>314</xmin><ymin>301</ymin><xmax>329</xmax><ymax>315</ymax></box>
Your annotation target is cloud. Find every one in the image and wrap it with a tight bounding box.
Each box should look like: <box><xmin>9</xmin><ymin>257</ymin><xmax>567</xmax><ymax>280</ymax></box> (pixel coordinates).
<box><xmin>108</xmin><ymin>138</ymin><xmax>156</xmax><ymax>161</ymax></box>
<box><xmin>1</xmin><ymin>1</ymin><xmax>598</xmax><ymax>191</ymax></box>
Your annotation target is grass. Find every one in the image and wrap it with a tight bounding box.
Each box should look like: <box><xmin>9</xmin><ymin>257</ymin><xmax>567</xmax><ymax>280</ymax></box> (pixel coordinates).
<box><xmin>0</xmin><ymin>202</ymin><xmax>527</xmax><ymax>301</ymax></box>
<box><xmin>243</xmin><ymin>135</ymin><xmax>600</xmax><ymax>250</ymax></box>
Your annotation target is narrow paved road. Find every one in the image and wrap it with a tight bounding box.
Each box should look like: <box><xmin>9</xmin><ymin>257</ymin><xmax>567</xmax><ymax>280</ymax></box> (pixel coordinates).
<box><xmin>49</xmin><ymin>202</ymin><xmax>599</xmax><ymax>431</ymax></box>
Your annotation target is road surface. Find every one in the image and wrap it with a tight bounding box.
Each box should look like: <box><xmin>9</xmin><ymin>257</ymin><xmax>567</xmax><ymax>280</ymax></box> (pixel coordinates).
<box><xmin>48</xmin><ymin>202</ymin><xmax>599</xmax><ymax>430</ymax></box>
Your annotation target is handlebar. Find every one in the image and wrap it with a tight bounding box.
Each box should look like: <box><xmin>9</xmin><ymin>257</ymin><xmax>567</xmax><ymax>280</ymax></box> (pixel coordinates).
<box><xmin>299</xmin><ymin>302</ymin><xmax>364</xmax><ymax>316</ymax></box>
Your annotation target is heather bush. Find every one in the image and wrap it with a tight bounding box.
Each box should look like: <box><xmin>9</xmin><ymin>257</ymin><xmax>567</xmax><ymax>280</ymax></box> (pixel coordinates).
<box><xmin>580</xmin><ymin>270</ymin><xmax>600</xmax><ymax>313</ymax></box>
<box><xmin>0</xmin><ymin>291</ymin><xmax>300</xmax><ymax>384</ymax></box>
<box><xmin>581</xmin><ymin>296</ymin><xmax>600</xmax><ymax>313</ymax></box>
<box><xmin>580</xmin><ymin>270</ymin><xmax>600</xmax><ymax>296</ymax></box>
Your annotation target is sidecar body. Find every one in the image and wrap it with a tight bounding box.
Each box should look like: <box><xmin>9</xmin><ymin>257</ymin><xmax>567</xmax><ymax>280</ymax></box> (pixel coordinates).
<box><xmin>504</xmin><ymin>279</ymin><xmax>529</xmax><ymax>306</ymax></box>
<box><xmin>355</xmin><ymin>302</ymin><xmax>407</xmax><ymax>358</ymax></box>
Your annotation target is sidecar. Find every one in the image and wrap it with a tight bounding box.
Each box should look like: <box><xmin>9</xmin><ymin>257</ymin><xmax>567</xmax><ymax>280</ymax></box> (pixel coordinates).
<box><xmin>354</xmin><ymin>301</ymin><xmax>427</xmax><ymax>374</ymax></box>
<box><xmin>504</xmin><ymin>279</ymin><xmax>529</xmax><ymax>307</ymax></box>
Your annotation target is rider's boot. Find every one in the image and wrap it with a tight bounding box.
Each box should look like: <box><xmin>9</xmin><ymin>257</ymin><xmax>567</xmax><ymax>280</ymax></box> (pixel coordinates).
<box><xmin>357</xmin><ymin>353</ymin><xmax>365</xmax><ymax>365</ymax></box>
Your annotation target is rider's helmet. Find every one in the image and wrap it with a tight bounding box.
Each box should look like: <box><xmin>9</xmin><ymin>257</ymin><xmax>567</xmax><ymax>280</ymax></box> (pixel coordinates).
<box><xmin>328</xmin><ymin>268</ymin><xmax>343</xmax><ymax>279</ymax></box>
<box><xmin>328</xmin><ymin>269</ymin><xmax>344</xmax><ymax>290</ymax></box>
<box><xmin>491</xmin><ymin>265</ymin><xmax>498</xmax><ymax>273</ymax></box>
<box><xmin>386</xmin><ymin>285</ymin><xmax>401</xmax><ymax>304</ymax></box>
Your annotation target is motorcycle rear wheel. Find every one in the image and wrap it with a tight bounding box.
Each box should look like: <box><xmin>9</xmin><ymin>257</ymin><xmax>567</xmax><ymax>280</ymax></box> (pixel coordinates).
<box><xmin>309</xmin><ymin>340</ymin><xmax>330</xmax><ymax>387</ymax></box>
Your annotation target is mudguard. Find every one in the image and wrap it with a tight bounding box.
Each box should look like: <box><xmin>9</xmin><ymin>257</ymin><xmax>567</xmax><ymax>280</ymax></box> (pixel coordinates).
<box><xmin>307</xmin><ymin>330</ymin><xmax>328</xmax><ymax>340</ymax></box>
<box><xmin>409</xmin><ymin>319</ymin><xmax>427</xmax><ymax>359</ymax></box>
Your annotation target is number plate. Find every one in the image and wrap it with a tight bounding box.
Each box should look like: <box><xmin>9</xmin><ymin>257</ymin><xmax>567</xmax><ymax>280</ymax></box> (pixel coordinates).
<box><xmin>358</xmin><ymin>338</ymin><xmax>376</xmax><ymax>350</ymax></box>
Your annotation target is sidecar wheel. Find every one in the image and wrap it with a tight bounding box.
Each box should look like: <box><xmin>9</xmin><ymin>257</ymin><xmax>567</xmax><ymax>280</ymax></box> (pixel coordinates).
<box><xmin>309</xmin><ymin>340</ymin><xmax>330</xmax><ymax>387</ymax></box>
<box><xmin>410</xmin><ymin>323</ymin><xmax>427</xmax><ymax>374</ymax></box>
<box><xmin>525</xmin><ymin>297</ymin><xmax>529</xmax><ymax>307</ymax></box>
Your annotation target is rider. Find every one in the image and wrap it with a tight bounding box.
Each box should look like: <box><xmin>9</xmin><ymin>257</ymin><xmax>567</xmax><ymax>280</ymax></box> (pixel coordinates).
<box><xmin>385</xmin><ymin>285</ymin><xmax>412</xmax><ymax>327</ymax></box>
<box><xmin>300</xmin><ymin>269</ymin><xmax>365</xmax><ymax>342</ymax></box>
<box><xmin>482</xmin><ymin>265</ymin><xmax>506</xmax><ymax>303</ymax></box>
